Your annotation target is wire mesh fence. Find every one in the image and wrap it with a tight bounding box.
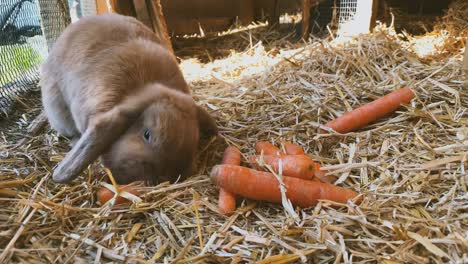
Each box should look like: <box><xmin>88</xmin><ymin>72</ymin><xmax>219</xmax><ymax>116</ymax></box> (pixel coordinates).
<box><xmin>0</xmin><ymin>0</ymin><xmax>45</xmax><ymax>117</ymax></box>
<box><xmin>337</xmin><ymin>0</ymin><xmax>358</xmax><ymax>26</ymax></box>
<box><xmin>308</xmin><ymin>0</ymin><xmax>360</xmax><ymax>35</ymax></box>
<box><xmin>0</xmin><ymin>0</ymin><xmax>71</xmax><ymax>118</ymax></box>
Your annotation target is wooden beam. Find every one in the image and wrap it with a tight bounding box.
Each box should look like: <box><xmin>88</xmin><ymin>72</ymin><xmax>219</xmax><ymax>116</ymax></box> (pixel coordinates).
<box><xmin>301</xmin><ymin>0</ymin><xmax>311</xmax><ymax>40</ymax></box>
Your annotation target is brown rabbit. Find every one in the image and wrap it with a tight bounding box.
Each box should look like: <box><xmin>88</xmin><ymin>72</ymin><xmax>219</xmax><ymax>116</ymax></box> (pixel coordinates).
<box><xmin>40</xmin><ymin>13</ymin><xmax>218</xmax><ymax>185</ymax></box>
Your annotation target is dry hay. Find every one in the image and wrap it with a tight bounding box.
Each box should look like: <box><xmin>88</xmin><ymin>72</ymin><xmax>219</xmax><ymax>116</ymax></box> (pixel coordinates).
<box><xmin>1</xmin><ymin>7</ymin><xmax>467</xmax><ymax>264</ymax></box>
<box><xmin>434</xmin><ymin>0</ymin><xmax>468</xmax><ymax>42</ymax></box>
<box><xmin>403</xmin><ymin>0</ymin><xmax>468</xmax><ymax>61</ymax></box>
<box><xmin>173</xmin><ymin>19</ymin><xmax>303</xmax><ymax>64</ymax></box>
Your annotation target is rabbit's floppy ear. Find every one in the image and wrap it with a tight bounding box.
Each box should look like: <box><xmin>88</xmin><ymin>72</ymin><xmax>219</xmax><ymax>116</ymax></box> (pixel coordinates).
<box><xmin>52</xmin><ymin>87</ymin><xmax>168</xmax><ymax>183</ymax></box>
<box><xmin>196</xmin><ymin>105</ymin><xmax>218</xmax><ymax>137</ymax></box>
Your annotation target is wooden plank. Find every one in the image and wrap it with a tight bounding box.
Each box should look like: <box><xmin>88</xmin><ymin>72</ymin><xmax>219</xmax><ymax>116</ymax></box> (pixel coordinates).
<box><xmin>239</xmin><ymin>0</ymin><xmax>254</xmax><ymax>26</ymax></box>
<box><xmin>160</xmin><ymin>0</ymin><xmax>238</xmax><ymax>19</ymax></box>
<box><xmin>253</xmin><ymin>0</ymin><xmax>301</xmax><ymax>21</ymax></box>
<box><xmin>165</xmin><ymin>17</ymin><xmax>234</xmax><ymax>35</ymax></box>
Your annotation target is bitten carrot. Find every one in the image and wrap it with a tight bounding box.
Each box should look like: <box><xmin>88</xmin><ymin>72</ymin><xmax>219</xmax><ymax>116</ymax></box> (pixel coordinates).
<box><xmin>325</xmin><ymin>87</ymin><xmax>414</xmax><ymax>133</ymax></box>
<box><xmin>218</xmin><ymin>146</ymin><xmax>241</xmax><ymax>215</ymax></box>
<box><xmin>280</xmin><ymin>141</ymin><xmax>305</xmax><ymax>155</ymax></box>
<box><xmin>211</xmin><ymin>164</ymin><xmax>359</xmax><ymax>208</ymax></box>
<box><xmin>97</xmin><ymin>185</ymin><xmax>140</xmax><ymax>205</ymax></box>
<box><xmin>249</xmin><ymin>154</ymin><xmax>316</xmax><ymax>180</ymax></box>
<box><xmin>254</xmin><ymin>141</ymin><xmax>336</xmax><ymax>183</ymax></box>
<box><xmin>255</xmin><ymin>141</ymin><xmax>282</xmax><ymax>155</ymax></box>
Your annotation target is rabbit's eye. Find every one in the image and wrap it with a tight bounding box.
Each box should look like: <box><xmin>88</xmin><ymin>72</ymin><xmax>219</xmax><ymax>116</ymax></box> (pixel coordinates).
<box><xmin>143</xmin><ymin>129</ymin><xmax>151</xmax><ymax>142</ymax></box>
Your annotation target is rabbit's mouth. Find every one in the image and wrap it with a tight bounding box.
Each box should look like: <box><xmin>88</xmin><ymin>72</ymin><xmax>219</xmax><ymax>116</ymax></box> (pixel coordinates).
<box><xmin>103</xmin><ymin>158</ymin><xmax>184</xmax><ymax>186</ymax></box>
<box><xmin>101</xmin><ymin>159</ymin><xmax>152</xmax><ymax>185</ymax></box>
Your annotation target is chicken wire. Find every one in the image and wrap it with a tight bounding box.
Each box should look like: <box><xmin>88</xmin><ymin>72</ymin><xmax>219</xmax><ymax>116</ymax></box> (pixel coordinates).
<box><xmin>337</xmin><ymin>0</ymin><xmax>358</xmax><ymax>26</ymax></box>
<box><xmin>0</xmin><ymin>0</ymin><xmax>70</xmax><ymax>117</ymax></box>
<box><xmin>308</xmin><ymin>0</ymin><xmax>360</xmax><ymax>34</ymax></box>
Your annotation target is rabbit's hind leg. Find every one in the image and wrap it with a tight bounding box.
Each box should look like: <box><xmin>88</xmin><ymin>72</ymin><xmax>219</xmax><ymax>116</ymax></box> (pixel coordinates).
<box><xmin>41</xmin><ymin>81</ymin><xmax>80</xmax><ymax>141</ymax></box>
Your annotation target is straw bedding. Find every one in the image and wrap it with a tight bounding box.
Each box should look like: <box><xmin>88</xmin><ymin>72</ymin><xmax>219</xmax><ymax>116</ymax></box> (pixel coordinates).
<box><xmin>0</xmin><ymin>2</ymin><xmax>467</xmax><ymax>263</ymax></box>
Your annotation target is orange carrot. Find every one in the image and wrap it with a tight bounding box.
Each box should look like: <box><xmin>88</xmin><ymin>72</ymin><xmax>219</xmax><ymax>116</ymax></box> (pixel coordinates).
<box><xmin>255</xmin><ymin>141</ymin><xmax>282</xmax><ymax>155</ymax></box>
<box><xmin>313</xmin><ymin>163</ymin><xmax>337</xmax><ymax>183</ymax></box>
<box><xmin>280</xmin><ymin>141</ymin><xmax>305</xmax><ymax>155</ymax></box>
<box><xmin>255</xmin><ymin>141</ymin><xmax>335</xmax><ymax>184</ymax></box>
<box><xmin>249</xmin><ymin>154</ymin><xmax>316</xmax><ymax>180</ymax></box>
<box><xmin>97</xmin><ymin>185</ymin><xmax>140</xmax><ymax>206</ymax></box>
<box><xmin>325</xmin><ymin>87</ymin><xmax>414</xmax><ymax>133</ymax></box>
<box><xmin>218</xmin><ymin>146</ymin><xmax>241</xmax><ymax>215</ymax></box>
<box><xmin>211</xmin><ymin>164</ymin><xmax>359</xmax><ymax>208</ymax></box>
<box><xmin>222</xmin><ymin>146</ymin><xmax>242</xmax><ymax>165</ymax></box>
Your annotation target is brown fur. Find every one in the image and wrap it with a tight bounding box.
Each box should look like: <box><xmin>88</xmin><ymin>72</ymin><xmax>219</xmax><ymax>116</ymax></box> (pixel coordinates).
<box><xmin>40</xmin><ymin>13</ymin><xmax>218</xmax><ymax>185</ymax></box>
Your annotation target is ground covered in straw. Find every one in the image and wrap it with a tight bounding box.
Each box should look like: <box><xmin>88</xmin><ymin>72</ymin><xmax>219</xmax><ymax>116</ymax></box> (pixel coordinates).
<box><xmin>1</xmin><ymin>4</ymin><xmax>467</xmax><ymax>264</ymax></box>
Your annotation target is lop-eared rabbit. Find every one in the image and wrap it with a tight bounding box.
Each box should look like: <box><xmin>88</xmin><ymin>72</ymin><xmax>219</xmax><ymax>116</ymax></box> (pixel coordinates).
<box><xmin>40</xmin><ymin>13</ymin><xmax>218</xmax><ymax>185</ymax></box>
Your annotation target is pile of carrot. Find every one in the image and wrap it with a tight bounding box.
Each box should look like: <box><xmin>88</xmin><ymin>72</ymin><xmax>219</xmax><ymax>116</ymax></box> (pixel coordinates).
<box><xmin>214</xmin><ymin>141</ymin><xmax>359</xmax><ymax>215</ymax></box>
<box><xmin>249</xmin><ymin>141</ymin><xmax>336</xmax><ymax>183</ymax></box>
<box><xmin>214</xmin><ymin>87</ymin><xmax>416</xmax><ymax>215</ymax></box>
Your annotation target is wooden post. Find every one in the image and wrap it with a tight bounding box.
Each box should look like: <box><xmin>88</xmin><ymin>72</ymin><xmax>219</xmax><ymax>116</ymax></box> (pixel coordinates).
<box><xmin>96</xmin><ymin>0</ymin><xmax>112</xmax><ymax>14</ymax></box>
<box><xmin>302</xmin><ymin>0</ymin><xmax>311</xmax><ymax>40</ymax></box>
<box><xmin>369</xmin><ymin>0</ymin><xmax>379</xmax><ymax>32</ymax></box>
<box><xmin>147</xmin><ymin>0</ymin><xmax>174</xmax><ymax>53</ymax></box>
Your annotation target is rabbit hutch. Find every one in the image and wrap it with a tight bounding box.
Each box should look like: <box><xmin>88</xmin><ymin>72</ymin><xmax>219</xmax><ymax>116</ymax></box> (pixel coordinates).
<box><xmin>0</xmin><ymin>0</ymin><xmax>466</xmax><ymax>263</ymax></box>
